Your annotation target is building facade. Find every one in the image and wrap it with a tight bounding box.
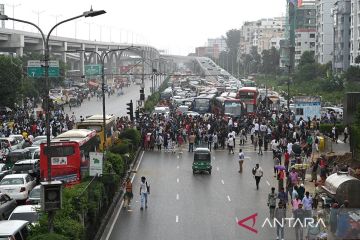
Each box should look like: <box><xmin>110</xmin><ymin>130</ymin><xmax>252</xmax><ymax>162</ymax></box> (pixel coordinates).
<box><xmin>316</xmin><ymin>0</ymin><xmax>337</xmax><ymax>64</ymax></box>
<box><xmin>295</xmin><ymin>1</ymin><xmax>317</xmax><ymax>65</ymax></box>
<box><xmin>350</xmin><ymin>0</ymin><xmax>360</xmax><ymax>65</ymax></box>
<box><xmin>333</xmin><ymin>0</ymin><xmax>351</xmax><ymax>72</ymax></box>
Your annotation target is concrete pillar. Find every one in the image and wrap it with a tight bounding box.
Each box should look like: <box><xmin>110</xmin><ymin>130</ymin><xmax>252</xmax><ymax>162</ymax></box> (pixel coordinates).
<box><xmin>95</xmin><ymin>46</ymin><xmax>99</xmax><ymax>64</ymax></box>
<box><xmin>62</xmin><ymin>42</ymin><xmax>68</xmax><ymax>64</ymax></box>
<box><xmin>80</xmin><ymin>43</ymin><xmax>85</xmax><ymax>76</ymax></box>
<box><xmin>16</xmin><ymin>47</ymin><xmax>23</xmax><ymax>57</ymax></box>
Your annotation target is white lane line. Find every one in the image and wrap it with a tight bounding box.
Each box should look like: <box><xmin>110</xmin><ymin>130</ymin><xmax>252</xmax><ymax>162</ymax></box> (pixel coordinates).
<box><xmin>177</xmin><ymin>178</ymin><xmax>179</xmax><ymax>183</ymax></box>
<box><xmin>176</xmin><ymin>215</ymin><xmax>179</xmax><ymax>223</ymax></box>
<box><xmin>227</xmin><ymin>195</ymin><xmax>231</xmax><ymax>202</ymax></box>
<box><xmin>221</xmin><ymin>179</ymin><xmax>225</xmax><ymax>185</ymax></box>
<box><xmin>105</xmin><ymin>151</ymin><xmax>145</xmax><ymax>240</ymax></box>
<box><xmin>177</xmin><ymin>165</ymin><xmax>180</xmax><ymax>169</ymax></box>
<box><xmin>266</xmin><ymin>180</ymin><xmax>270</xmax><ymax>186</ymax></box>
<box><xmin>176</xmin><ymin>193</ymin><xmax>179</xmax><ymax>200</ymax></box>
<box><xmin>216</xmin><ymin>167</ymin><xmax>220</xmax><ymax>171</ymax></box>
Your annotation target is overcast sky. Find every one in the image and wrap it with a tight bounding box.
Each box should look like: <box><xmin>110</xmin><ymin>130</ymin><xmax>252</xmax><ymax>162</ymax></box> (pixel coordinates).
<box><xmin>1</xmin><ymin>0</ymin><xmax>285</xmax><ymax>55</ymax></box>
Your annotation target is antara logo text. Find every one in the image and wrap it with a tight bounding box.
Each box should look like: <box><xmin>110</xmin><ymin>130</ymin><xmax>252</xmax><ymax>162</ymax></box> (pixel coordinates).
<box><xmin>237</xmin><ymin>213</ymin><xmax>326</xmax><ymax>234</ymax></box>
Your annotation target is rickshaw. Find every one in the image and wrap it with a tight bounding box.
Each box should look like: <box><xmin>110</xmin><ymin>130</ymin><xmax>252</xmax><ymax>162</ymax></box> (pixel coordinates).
<box><xmin>192</xmin><ymin>148</ymin><xmax>212</xmax><ymax>174</ymax></box>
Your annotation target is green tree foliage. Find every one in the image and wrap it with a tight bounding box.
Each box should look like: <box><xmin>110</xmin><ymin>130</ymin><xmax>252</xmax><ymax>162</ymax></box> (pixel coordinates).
<box><xmin>105</xmin><ymin>152</ymin><xmax>125</xmax><ymax>175</ymax></box>
<box><xmin>28</xmin><ymin>233</ymin><xmax>69</xmax><ymax>240</ymax></box>
<box><xmin>0</xmin><ymin>55</ymin><xmax>23</xmax><ymax>107</ymax></box>
<box><xmin>344</xmin><ymin>66</ymin><xmax>360</xmax><ymax>82</ymax></box>
<box><xmin>295</xmin><ymin>51</ymin><xmax>330</xmax><ymax>82</ymax></box>
<box><xmin>119</xmin><ymin>128</ymin><xmax>141</xmax><ymax>147</ymax></box>
<box><xmin>261</xmin><ymin>47</ymin><xmax>280</xmax><ymax>74</ymax></box>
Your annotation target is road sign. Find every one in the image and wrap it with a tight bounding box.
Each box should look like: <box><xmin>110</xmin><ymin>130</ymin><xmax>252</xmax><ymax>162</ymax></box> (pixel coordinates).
<box><xmin>85</xmin><ymin>64</ymin><xmax>102</xmax><ymax>76</ymax></box>
<box><xmin>89</xmin><ymin>152</ymin><xmax>103</xmax><ymax>176</ymax></box>
<box><xmin>27</xmin><ymin>60</ymin><xmax>60</xmax><ymax>77</ymax></box>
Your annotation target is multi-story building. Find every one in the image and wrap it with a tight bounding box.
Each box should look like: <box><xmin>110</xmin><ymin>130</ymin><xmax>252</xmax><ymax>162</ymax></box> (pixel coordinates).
<box><xmin>332</xmin><ymin>0</ymin><xmax>351</xmax><ymax>72</ymax></box>
<box><xmin>295</xmin><ymin>1</ymin><xmax>317</xmax><ymax>65</ymax></box>
<box><xmin>208</xmin><ymin>38</ymin><xmax>227</xmax><ymax>53</ymax></box>
<box><xmin>316</xmin><ymin>0</ymin><xmax>337</xmax><ymax>64</ymax></box>
<box><xmin>350</xmin><ymin>0</ymin><xmax>360</xmax><ymax>65</ymax></box>
<box><xmin>239</xmin><ymin>17</ymin><xmax>285</xmax><ymax>56</ymax></box>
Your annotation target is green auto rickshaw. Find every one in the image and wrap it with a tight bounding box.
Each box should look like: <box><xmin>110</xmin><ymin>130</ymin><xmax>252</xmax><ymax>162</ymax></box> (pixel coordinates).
<box><xmin>192</xmin><ymin>148</ymin><xmax>212</xmax><ymax>174</ymax></box>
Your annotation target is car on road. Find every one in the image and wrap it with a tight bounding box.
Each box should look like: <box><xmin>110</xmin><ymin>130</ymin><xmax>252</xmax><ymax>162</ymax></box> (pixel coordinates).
<box><xmin>12</xmin><ymin>159</ymin><xmax>40</xmax><ymax>180</ymax></box>
<box><xmin>0</xmin><ymin>174</ymin><xmax>36</xmax><ymax>201</ymax></box>
<box><xmin>8</xmin><ymin>205</ymin><xmax>41</xmax><ymax>225</ymax></box>
<box><xmin>192</xmin><ymin>148</ymin><xmax>212</xmax><ymax>174</ymax></box>
<box><xmin>8</xmin><ymin>135</ymin><xmax>24</xmax><ymax>148</ymax></box>
<box><xmin>0</xmin><ymin>220</ymin><xmax>29</xmax><ymax>240</ymax></box>
<box><xmin>4</xmin><ymin>149</ymin><xmax>32</xmax><ymax>169</ymax></box>
<box><xmin>26</xmin><ymin>185</ymin><xmax>40</xmax><ymax>205</ymax></box>
<box><xmin>31</xmin><ymin>139</ymin><xmax>47</xmax><ymax>147</ymax></box>
<box><xmin>0</xmin><ymin>164</ymin><xmax>11</xmax><ymax>181</ymax></box>
<box><xmin>0</xmin><ymin>193</ymin><xmax>17</xmax><ymax>220</ymax></box>
<box><xmin>185</xmin><ymin>111</ymin><xmax>200</xmax><ymax>117</ymax></box>
<box><xmin>0</xmin><ymin>138</ymin><xmax>21</xmax><ymax>152</ymax></box>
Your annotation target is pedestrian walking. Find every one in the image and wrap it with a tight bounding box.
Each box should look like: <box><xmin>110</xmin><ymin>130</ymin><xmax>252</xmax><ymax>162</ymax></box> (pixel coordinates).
<box><xmin>238</xmin><ymin>149</ymin><xmax>245</xmax><ymax>173</ymax></box>
<box><xmin>343</xmin><ymin>125</ymin><xmax>349</xmax><ymax>143</ymax></box>
<box><xmin>258</xmin><ymin>137</ymin><xmax>263</xmax><ymax>155</ymax></box>
<box><xmin>188</xmin><ymin>132</ymin><xmax>195</xmax><ymax>152</ymax></box>
<box><xmin>228</xmin><ymin>135</ymin><xmax>234</xmax><ymax>154</ymax></box>
<box><xmin>267</xmin><ymin>187</ymin><xmax>277</xmax><ymax>219</ymax></box>
<box><xmin>139</xmin><ymin>176</ymin><xmax>150</xmax><ymax>210</ymax></box>
<box><xmin>252</xmin><ymin>163</ymin><xmax>263</xmax><ymax>190</ymax></box>
<box><xmin>293</xmin><ymin>203</ymin><xmax>306</xmax><ymax>240</ymax></box>
<box><xmin>301</xmin><ymin>191</ymin><xmax>313</xmax><ymax>218</ymax></box>
<box><xmin>274</xmin><ymin>202</ymin><xmax>286</xmax><ymax>240</ymax></box>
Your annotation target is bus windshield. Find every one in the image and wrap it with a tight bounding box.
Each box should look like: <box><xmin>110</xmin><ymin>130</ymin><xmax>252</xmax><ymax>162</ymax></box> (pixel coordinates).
<box><xmin>239</xmin><ymin>92</ymin><xmax>255</xmax><ymax>100</ymax></box>
<box><xmin>194</xmin><ymin>99</ymin><xmax>210</xmax><ymax>108</ymax></box>
<box><xmin>224</xmin><ymin>102</ymin><xmax>241</xmax><ymax>116</ymax></box>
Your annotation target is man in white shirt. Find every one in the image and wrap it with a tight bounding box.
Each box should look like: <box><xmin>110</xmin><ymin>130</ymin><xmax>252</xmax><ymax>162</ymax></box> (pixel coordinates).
<box><xmin>139</xmin><ymin>176</ymin><xmax>150</xmax><ymax>210</ymax></box>
<box><xmin>238</xmin><ymin>149</ymin><xmax>245</xmax><ymax>173</ymax></box>
<box><xmin>301</xmin><ymin>191</ymin><xmax>313</xmax><ymax>218</ymax></box>
<box><xmin>287</xmin><ymin>142</ymin><xmax>293</xmax><ymax>155</ymax></box>
<box><xmin>253</xmin><ymin>163</ymin><xmax>263</xmax><ymax>190</ymax></box>
<box><xmin>254</xmin><ymin>122</ymin><xmax>259</xmax><ymax>135</ymax></box>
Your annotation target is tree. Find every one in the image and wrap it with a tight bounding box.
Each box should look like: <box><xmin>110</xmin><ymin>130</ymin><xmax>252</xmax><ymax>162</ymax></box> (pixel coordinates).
<box><xmin>344</xmin><ymin>66</ymin><xmax>360</xmax><ymax>82</ymax></box>
<box><xmin>261</xmin><ymin>47</ymin><xmax>280</xmax><ymax>74</ymax></box>
<box><xmin>225</xmin><ymin>29</ymin><xmax>241</xmax><ymax>75</ymax></box>
<box><xmin>295</xmin><ymin>51</ymin><xmax>317</xmax><ymax>81</ymax></box>
<box><xmin>0</xmin><ymin>55</ymin><xmax>23</xmax><ymax>107</ymax></box>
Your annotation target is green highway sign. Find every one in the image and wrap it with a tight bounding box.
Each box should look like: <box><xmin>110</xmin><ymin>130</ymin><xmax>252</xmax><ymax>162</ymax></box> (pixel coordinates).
<box><xmin>27</xmin><ymin>60</ymin><xmax>60</xmax><ymax>78</ymax></box>
<box><xmin>85</xmin><ymin>64</ymin><xmax>102</xmax><ymax>76</ymax></box>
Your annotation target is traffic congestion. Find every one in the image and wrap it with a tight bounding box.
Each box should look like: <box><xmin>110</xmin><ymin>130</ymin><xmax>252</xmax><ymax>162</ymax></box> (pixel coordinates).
<box><xmin>0</xmin><ymin>56</ymin><xmax>357</xmax><ymax>239</ymax></box>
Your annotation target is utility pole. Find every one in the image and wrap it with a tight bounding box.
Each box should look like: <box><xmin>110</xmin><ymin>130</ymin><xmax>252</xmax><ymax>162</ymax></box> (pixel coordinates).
<box><xmin>6</xmin><ymin>3</ymin><xmax>21</xmax><ymax>29</ymax></box>
<box><xmin>51</xmin><ymin>14</ymin><xmax>62</xmax><ymax>36</ymax></box>
<box><xmin>32</xmin><ymin>10</ymin><xmax>45</xmax><ymax>26</ymax></box>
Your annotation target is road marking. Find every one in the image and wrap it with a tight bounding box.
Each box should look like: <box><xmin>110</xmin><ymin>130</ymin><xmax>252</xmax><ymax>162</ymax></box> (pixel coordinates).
<box><xmin>177</xmin><ymin>165</ymin><xmax>179</xmax><ymax>169</ymax></box>
<box><xmin>176</xmin><ymin>215</ymin><xmax>179</xmax><ymax>223</ymax></box>
<box><xmin>216</xmin><ymin>167</ymin><xmax>220</xmax><ymax>171</ymax></box>
<box><xmin>176</xmin><ymin>193</ymin><xmax>179</xmax><ymax>200</ymax></box>
<box><xmin>105</xmin><ymin>151</ymin><xmax>145</xmax><ymax>240</ymax></box>
<box><xmin>221</xmin><ymin>179</ymin><xmax>225</xmax><ymax>185</ymax></box>
<box><xmin>266</xmin><ymin>180</ymin><xmax>270</xmax><ymax>186</ymax></box>
<box><xmin>235</xmin><ymin>217</ymin><xmax>239</xmax><ymax>223</ymax></box>
<box><xmin>177</xmin><ymin>178</ymin><xmax>179</xmax><ymax>183</ymax></box>
<box><xmin>227</xmin><ymin>195</ymin><xmax>231</xmax><ymax>202</ymax></box>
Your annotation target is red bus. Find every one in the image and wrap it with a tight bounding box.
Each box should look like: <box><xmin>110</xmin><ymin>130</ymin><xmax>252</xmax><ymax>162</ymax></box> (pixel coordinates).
<box><xmin>236</xmin><ymin>87</ymin><xmax>259</xmax><ymax>115</ymax></box>
<box><xmin>213</xmin><ymin>96</ymin><xmax>246</xmax><ymax>118</ymax></box>
<box><xmin>40</xmin><ymin>129</ymin><xmax>100</xmax><ymax>185</ymax></box>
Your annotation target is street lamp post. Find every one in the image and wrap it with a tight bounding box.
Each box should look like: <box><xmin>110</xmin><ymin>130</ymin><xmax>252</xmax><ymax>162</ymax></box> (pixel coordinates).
<box><xmin>74</xmin><ymin>47</ymin><xmax>138</xmax><ymax>150</ymax></box>
<box><xmin>0</xmin><ymin>7</ymin><xmax>106</xmax><ymax>232</ymax></box>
